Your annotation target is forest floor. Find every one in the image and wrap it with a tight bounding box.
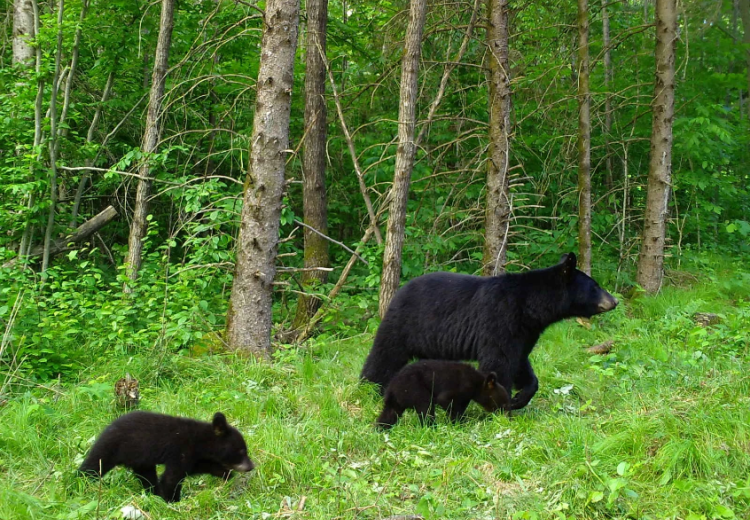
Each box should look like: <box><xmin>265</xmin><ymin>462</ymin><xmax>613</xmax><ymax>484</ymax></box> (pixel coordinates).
<box><xmin>1</xmin><ymin>257</ymin><xmax>749</xmax><ymax>520</ymax></box>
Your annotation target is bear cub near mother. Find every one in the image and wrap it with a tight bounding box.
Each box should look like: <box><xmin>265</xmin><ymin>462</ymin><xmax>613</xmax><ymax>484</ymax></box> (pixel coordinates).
<box><xmin>376</xmin><ymin>360</ymin><xmax>510</xmax><ymax>429</ymax></box>
<box><xmin>79</xmin><ymin>411</ymin><xmax>255</xmax><ymax>502</ymax></box>
<box><xmin>361</xmin><ymin>253</ymin><xmax>618</xmax><ymax>410</ymax></box>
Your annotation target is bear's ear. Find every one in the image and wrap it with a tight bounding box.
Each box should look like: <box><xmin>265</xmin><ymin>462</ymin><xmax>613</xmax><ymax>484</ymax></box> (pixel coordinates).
<box><xmin>485</xmin><ymin>372</ymin><xmax>497</xmax><ymax>388</ymax></box>
<box><xmin>212</xmin><ymin>412</ymin><xmax>228</xmax><ymax>436</ymax></box>
<box><xmin>559</xmin><ymin>252</ymin><xmax>577</xmax><ymax>277</ymax></box>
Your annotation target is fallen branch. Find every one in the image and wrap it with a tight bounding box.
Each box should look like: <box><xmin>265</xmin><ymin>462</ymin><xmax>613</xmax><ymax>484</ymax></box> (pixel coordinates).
<box><xmin>3</xmin><ymin>206</ymin><xmax>118</xmax><ymax>268</ymax></box>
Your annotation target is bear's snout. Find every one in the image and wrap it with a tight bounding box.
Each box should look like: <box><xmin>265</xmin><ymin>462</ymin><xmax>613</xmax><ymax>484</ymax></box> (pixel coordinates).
<box><xmin>597</xmin><ymin>294</ymin><xmax>618</xmax><ymax>312</ymax></box>
<box><xmin>233</xmin><ymin>458</ymin><xmax>255</xmax><ymax>472</ymax></box>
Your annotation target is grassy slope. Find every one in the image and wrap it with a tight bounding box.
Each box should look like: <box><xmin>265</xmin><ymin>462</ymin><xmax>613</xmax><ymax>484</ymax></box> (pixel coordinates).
<box><xmin>1</xmin><ymin>262</ymin><xmax>749</xmax><ymax>520</ymax></box>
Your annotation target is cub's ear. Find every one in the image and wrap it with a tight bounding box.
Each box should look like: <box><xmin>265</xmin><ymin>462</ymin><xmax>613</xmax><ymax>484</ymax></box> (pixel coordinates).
<box><xmin>212</xmin><ymin>412</ymin><xmax>228</xmax><ymax>436</ymax></box>
<box><xmin>559</xmin><ymin>252</ymin><xmax>577</xmax><ymax>277</ymax></box>
<box><xmin>485</xmin><ymin>372</ymin><xmax>497</xmax><ymax>388</ymax></box>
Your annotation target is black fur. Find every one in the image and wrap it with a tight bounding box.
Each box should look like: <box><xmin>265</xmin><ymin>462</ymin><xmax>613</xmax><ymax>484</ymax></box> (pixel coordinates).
<box><xmin>376</xmin><ymin>360</ymin><xmax>510</xmax><ymax>429</ymax></box>
<box><xmin>79</xmin><ymin>411</ymin><xmax>255</xmax><ymax>502</ymax></box>
<box><xmin>361</xmin><ymin>253</ymin><xmax>618</xmax><ymax>410</ymax></box>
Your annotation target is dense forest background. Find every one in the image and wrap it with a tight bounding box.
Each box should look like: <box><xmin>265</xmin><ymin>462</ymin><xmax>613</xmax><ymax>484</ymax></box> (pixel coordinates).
<box><xmin>0</xmin><ymin>0</ymin><xmax>748</xmax><ymax>376</ymax></box>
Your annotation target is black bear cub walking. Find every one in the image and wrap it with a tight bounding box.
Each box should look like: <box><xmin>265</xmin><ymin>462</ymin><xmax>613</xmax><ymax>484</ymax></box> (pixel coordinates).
<box><xmin>376</xmin><ymin>360</ymin><xmax>510</xmax><ymax>429</ymax></box>
<box><xmin>79</xmin><ymin>411</ymin><xmax>254</xmax><ymax>502</ymax></box>
<box><xmin>362</xmin><ymin>253</ymin><xmax>618</xmax><ymax>411</ymax></box>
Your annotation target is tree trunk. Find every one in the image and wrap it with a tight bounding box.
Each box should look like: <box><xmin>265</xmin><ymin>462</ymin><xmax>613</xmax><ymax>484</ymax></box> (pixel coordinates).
<box><xmin>636</xmin><ymin>0</ymin><xmax>676</xmax><ymax>293</ymax></box>
<box><xmin>602</xmin><ymin>0</ymin><xmax>613</xmax><ymax>187</ymax></box>
<box><xmin>41</xmin><ymin>0</ymin><xmax>65</xmax><ymax>273</ymax></box>
<box><xmin>12</xmin><ymin>0</ymin><xmax>34</xmax><ymax>65</ymax></box>
<box><xmin>124</xmin><ymin>0</ymin><xmax>175</xmax><ymax>289</ymax></box>
<box><xmin>577</xmin><ymin>0</ymin><xmax>592</xmax><ymax>275</ymax></box>
<box><xmin>739</xmin><ymin>0</ymin><xmax>750</xmax><ymax>117</ymax></box>
<box><xmin>226</xmin><ymin>0</ymin><xmax>300</xmax><ymax>354</ymax></box>
<box><xmin>290</xmin><ymin>0</ymin><xmax>329</xmax><ymax>334</ymax></box>
<box><xmin>482</xmin><ymin>0</ymin><xmax>512</xmax><ymax>276</ymax></box>
<box><xmin>378</xmin><ymin>0</ymin><xmax>428</xmax><ymax>318</ymax></box>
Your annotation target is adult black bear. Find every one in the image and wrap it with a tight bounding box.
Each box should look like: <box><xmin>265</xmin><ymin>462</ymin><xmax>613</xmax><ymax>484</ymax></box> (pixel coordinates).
<box><xmin>376</xmin><ymin>360</ymin><xmax>510</xmax><ymax>429</ymax></box>
<box><xmin>361</xmin><ymin>253</ymin><xmax>618</xmax><ymax>410</ymax></box>
<box><xmin>79</xmin><ymin>411</ymin><xmax>254</xmax><ymax>502</ymax></box>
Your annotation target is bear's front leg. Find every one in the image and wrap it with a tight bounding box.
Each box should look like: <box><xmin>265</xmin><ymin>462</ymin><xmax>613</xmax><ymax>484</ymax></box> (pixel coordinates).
<box><xmin>510</xmin><ymin>358</ymin><xmax>539</xmax><ymax>410</ymax></box>
<box><xmin>444</xmin><ymin>398</ymin><xmax>470</xmax><ymax>423</ymax></box>
<box><xmin>131</xmin><ymin>465</ymin><xmax>159</xmax><ymax>493</ymax></box>
<box><xmin>159</xmin><ymin>465</ymin><xmax>187</xmax><ymax>502</ymax></box>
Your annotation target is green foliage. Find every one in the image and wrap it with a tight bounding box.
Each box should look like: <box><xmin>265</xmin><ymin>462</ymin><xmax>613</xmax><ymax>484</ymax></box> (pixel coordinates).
<box><xmin>1</xmin><ymin>255</ymin><xmax>749</xmax><ymax>519</ymax></box>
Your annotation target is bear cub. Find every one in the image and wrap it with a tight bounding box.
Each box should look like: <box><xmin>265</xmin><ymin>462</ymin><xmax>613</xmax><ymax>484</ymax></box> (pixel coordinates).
<box><xmin>376</xmin><ymin>360</ymin><xmax>510</xmax><ymax>429</ymax></box>
<box><xmin>79</xmin><ymin>411</ymin><xmax>254</xmax><ymax>502</ymax></box>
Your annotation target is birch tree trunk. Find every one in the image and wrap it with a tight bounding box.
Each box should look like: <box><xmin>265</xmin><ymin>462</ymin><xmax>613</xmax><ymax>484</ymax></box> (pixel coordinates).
<box><xmin>577</xmin><ymin>0</ymin><xmax>592</xmax><ymax>275</ymax></box>
<box><xmin>378</xmin><ymin>0</ymin><xmax>427</xmax><ymax>318</ymax></box>
<box><xmin>226</xmin><ymin>0</ymin><xmax>300</xmax><ymax>354</ymax></box>
<box><xmin>290</xmin><ymin>0</ymin><xmax>329</xmax><ymax>334</ymax></box>
<box><xmin>124</xmin><ymin>0</ymin><xmax>175</xmax><ymax>289</ymax></box>
<box><xmin>12</xmin><ymin>0</ymin><xmax>35</xmax><ymax>65</ymax></box>
<box><xmin>15</xmin><ymin>0</ymin><xmax>39</xmax><ymax>260</ymax></box>
<box><xmin>636</xmin><ymin>0</ymin><xmax>676</xmax><ymax>293</ymax></box>
<box><xmin>482</xmin><ymin>0</ymin><xmax>512</xmax><ymax>276</ymax></box>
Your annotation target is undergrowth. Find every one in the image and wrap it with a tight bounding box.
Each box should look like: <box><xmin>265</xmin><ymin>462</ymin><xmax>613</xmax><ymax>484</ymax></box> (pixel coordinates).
<box><xmin>0</xmin><ymin>254</ymin><xmax>748</xmax><ymax>519</ymax></box>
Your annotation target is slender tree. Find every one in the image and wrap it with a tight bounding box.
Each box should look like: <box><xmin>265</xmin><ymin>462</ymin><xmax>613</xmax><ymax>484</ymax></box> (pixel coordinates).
<box><xmin>636</xmin><ymin>0</ymin><xmax>677</xmax><ymax>293</ymax></box>
<box><xmin>41</xmin><ymin>0</ymin><xmax>64</xmax><ymax>273</ymax></box>
<box><xmin>124</xmin><ymin>0</ymin><xmax>175</xmax><ymax>289</ymax></box>
<box><xmin>482</xmin><ymin>0</ymin><xmax>512</xmax><ymax>276</ymax></box>
<box><xmin>378</xmin><ymin>0</ymin><xmax>428</xmax><ymax>318</ymax></box>
<box><xmin>739</xmin><ymin>0</ymin><xmax>750</xmax><ymax>114</ymax></box>
<box><xmin>577</xmin><ymin>0</ymin><xmax>592</xmax><ymax>275</ymax></box>
<box><xmin>290</xmin><ymin>0</ymin><xmax>329</xmax><ymax>335</ymax></box>
<box><xmin>602</xmin><ymin>0</ymin><xmax>614</xmax><ymax>186</ymax></box>
<box><xmin>226</xmin><ymin>0</ymin><xmax>300</xmax><ymax>354</ymax></box>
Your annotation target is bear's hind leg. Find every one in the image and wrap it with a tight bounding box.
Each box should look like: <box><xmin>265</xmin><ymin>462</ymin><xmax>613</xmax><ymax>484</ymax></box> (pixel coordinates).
<box><xmin>360</xmin><ymin>344</ymin><xmax>411</xmax><ymax>393</ymax></box>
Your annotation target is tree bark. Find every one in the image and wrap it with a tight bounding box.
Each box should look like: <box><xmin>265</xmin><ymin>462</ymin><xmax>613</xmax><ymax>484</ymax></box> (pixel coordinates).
<box><xmin>12</xmin><ymin>0</ymin><xmax>34</xmax><ymax>65</ymax></box>
<box><xmin>124</xmin><ymin>0</ymin><xmax>175</xmax><ymax>289</ymax></box>
<box><xmin>636</xmin><ymin>0</ymin><xmax>676</xmax><ymax>293</ymax></box>
<box><xmin>378</xmin><ymin>0</ymin><xmax>428</xmax><ymax>318</ymax></box>
<box><xmin>577</xmin><ymin>0</ymin><xmax>592</xmax><ymax>275</ymax></box>
<box><xmin>482</xmin><ymin>0</ymin><xmax>512</xmax><ymax>276</ymax></box>
<box><xmin>226</xmin><ymin>0</ymin><xmax>300</xmax><ymax>354</ymax></box>
<box><xmin>290</xmin><ymin>0</ymin><xmax>329</xmax><ymax>334</ymax></box>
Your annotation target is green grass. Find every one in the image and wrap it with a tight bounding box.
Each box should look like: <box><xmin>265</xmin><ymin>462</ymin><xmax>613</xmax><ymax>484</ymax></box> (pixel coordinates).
<box><xmin>1</xmin><ymin>264</ymin><xmax>750</xmax><ymax>519</ymax></box>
